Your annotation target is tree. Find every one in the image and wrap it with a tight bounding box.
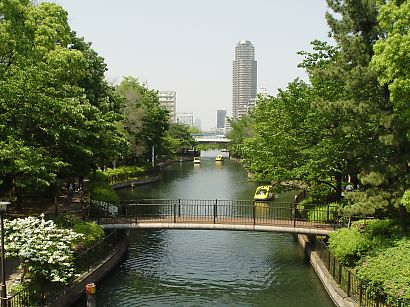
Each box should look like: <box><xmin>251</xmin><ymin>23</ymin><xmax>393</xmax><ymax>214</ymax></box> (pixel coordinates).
<box><xmin>165</xmin><ymin>122</ymin><xmax>197</xmax><ymax>156</ymax></box>
<box><xmin>116</xmin><ymin>77</ymin><xmax>169</xmax><ymax>164</ymax></box>
<box><xmin>226</xmin><ymin>115</ymin><xmax>254</xmax><ymax>158</ymax></box>
<box><xmin>370</xmin><ymin>0</ymin><xmax>410</xmax><ymax>216</ymax></box>
<box><xmin>0</xmin><ymin>1</ymin><xmax>127</xmax><ymax>202</ymax></box>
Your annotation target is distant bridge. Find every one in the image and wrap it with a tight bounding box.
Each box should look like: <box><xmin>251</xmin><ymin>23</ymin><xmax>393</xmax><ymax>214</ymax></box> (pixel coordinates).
<box><xmin>191</xmin><ymin>133</ymin><xmax>230</xmax><ymax>144</ymax></box>
<box><xmin>99</xmin><ymin>199</ymin><xmax>338</xmax><ymax>236</ymax></box>
<box><xmin>194</xmin><ymin>137</ymin><xmax>231</xmax><ymax>144</ymax></box>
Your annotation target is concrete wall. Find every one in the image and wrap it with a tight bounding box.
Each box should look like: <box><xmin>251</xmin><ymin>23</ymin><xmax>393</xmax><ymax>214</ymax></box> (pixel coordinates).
<box><xmin>48</xmin><ymin>234</ymin><xmax>129</xmax><ymax>307</ymax></box>
<box><xmin>111</xmin><ymin>175</ymin><xmax>161</xmax><ymax>190</ymax></box>
<box><xmin>297</xmin><ymin>235</ymin><xmax>357</xmax><ymax>307</ymax></box>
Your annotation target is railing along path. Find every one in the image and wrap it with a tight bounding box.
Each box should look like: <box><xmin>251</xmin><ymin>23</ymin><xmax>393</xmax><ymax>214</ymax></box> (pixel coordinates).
<box><xmin>98</xmin><ymin>199</ymin><xmax>339</xmax><ymax>235</ymax></box>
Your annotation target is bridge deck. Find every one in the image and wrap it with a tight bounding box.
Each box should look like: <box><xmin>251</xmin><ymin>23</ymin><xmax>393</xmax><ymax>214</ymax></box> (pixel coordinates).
<box><xmin>100</xmin><ymin>216</ymin><xmax>335</xmax><ymax>235</ymax></box>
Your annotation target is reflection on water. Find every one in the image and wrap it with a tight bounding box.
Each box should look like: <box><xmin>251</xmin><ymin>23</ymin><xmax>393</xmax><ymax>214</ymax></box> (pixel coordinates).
<box><xmin>86</xmin><ymin>152</ymin><xmax>334</xmax><ymax>307</ymax></box>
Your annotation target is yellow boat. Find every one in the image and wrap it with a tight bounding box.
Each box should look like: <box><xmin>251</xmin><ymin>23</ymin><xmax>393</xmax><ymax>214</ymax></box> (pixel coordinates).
<box><xmin>253</xmin><ymin>185</ymin><xmax>274</xmax><ymax>201</ymax></box>
<box><xmin>215</xmin><ymin>155</ymin><xmax>224</xmax><ymax>161</ymax></box>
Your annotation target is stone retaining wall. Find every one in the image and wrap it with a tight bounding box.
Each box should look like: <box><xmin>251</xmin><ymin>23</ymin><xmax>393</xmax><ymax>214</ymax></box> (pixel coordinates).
<box><xmin>297</xmin><ymin>234</ymin><xmax>357</xmax><ymax>307</ymax></box>
<box><xmin>49</xmin><ymin>233</ymin><xmax>129</xmax><ymax>307</ymax></box>
<box><xmin>111</xmin><ymin>175</ymin><xmax>161</xmax><ymax>189</ymax></box>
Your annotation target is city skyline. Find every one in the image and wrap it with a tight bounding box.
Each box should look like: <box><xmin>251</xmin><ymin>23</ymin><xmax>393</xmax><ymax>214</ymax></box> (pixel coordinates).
<box><xmin>51</xmin><ymin>0</ymin><xmax>331</xmax><ymax>129</ymax></box>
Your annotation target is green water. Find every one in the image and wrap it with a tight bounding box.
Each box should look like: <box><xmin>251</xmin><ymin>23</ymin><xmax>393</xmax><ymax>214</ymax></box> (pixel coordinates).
<box><xmin>90</xmin><ymin>153</ymin><xmax>335</xmax><ymax>306</ymax></box>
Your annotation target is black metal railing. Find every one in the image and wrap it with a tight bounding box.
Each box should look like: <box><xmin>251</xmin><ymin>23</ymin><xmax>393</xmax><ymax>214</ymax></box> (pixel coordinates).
<box><xmin>4</xmin><ymin>230</ymin><xmax>125</xmax><ymax>307</ymax></box>
<box><xmin>100</xmin><ymin>199</ymin><xmax>340</xmax><ymax>230</ymax></box>
<box><xmin>314</xmin><ymin>239</ymin><xmax>410</xmax><ymax>307</ymax></box>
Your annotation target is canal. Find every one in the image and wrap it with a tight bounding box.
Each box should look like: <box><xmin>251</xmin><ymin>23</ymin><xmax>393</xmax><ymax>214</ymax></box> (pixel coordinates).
<box><xmin>93</xmin><ymin>152</ymin><xmax>335</xmax><ymax>306</ymax></box>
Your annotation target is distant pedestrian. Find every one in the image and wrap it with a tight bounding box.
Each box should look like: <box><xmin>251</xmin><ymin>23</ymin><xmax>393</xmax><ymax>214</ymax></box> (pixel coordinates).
<box><xmin>78</xmin><ymin>176</ymin><xmax>84</xmax><ymax>191</ymax></box>
<box><xmin>68</xmin><ymin>182</ymin><xmax>74</xmax><ymax>198</ymax></box>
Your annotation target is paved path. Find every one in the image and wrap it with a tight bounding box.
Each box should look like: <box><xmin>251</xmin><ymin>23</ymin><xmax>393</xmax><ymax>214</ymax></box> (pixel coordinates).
<box><xmin>100</xmin><ymin>216</ymin><xmax>335</xmax><ymax>235</ymax></box>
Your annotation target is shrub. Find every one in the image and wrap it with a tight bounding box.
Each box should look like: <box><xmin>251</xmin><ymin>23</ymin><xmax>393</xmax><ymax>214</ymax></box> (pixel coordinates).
<box><xmin>356</xmin><ymin>238</ymin><xmax>410</xmax><ymax>302</ymax></box>
<box><xmin>73</xmin><ymin>221</ymin><xmax>104</xmax><ymax>249</ymax></box>
<box><xmin>328</xmin><ymin>227</ymin><xmax>371</xmax><ymax>266</ymax></box>
<box><xmin>54</xmin><ymin>214</ymin><xmax>104</xmax><ymax>249</ymax></box>
<box><xmin>91</xmin><ymin>186</ymin><xmax>119</xmax><ymax>206</ymax></box>
<box><xmin>54</xmin><ymin>212</ymin><xmax>78</xmax><ymax>228</ymax></box>
<box><xmin>104</xmin><ymin>166</ymin><xmax>145</xmax><ymax>184</ymax></box>
<box><xmin>4</xmin><ymin>215</ymin><xmax>82</xmax><ymax>284</ymax></box>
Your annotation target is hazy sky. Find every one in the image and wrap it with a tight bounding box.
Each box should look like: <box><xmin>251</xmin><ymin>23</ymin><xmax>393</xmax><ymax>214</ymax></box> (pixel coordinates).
<box><xmin>51</xmin><ymin>0</ymin><xmax>331</xmax><ymax>130</ymax></box>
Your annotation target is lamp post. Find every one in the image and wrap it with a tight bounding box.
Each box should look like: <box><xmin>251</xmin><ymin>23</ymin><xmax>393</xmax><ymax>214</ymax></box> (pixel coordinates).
<box><xmin>151</xmin><ymin>145</ymin><xmax>155</xmax><ymax>168</ymax></box>
<box><xmin>0</xmin><ymin>201</ymin><xmax>9</xmax><ymax>307</ymax></box>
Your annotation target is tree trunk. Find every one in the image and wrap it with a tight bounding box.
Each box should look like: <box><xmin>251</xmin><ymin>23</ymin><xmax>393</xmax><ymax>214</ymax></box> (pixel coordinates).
<box><xmin>399</xmin><ymin>204</ymin><xmax>408</xmax><ymax>232</ymax></box>
<box><xmin>335</xmin><ymin>172</ymin><xmax>343</xmax><ymax>201</ymax></box>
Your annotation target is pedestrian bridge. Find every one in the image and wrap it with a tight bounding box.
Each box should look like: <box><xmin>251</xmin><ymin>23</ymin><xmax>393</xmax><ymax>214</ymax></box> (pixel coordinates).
<box><xmin>98</xmin><ymin>199</ymin><xmax>339</xmax><ymax>236</ymax></box>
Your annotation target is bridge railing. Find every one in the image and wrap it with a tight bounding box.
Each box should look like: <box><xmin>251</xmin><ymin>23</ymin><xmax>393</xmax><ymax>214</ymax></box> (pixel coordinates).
<box><xmin>101</xmin><ymin>199</ymin><xmax>340</xmax><ymax>229</ymax></box>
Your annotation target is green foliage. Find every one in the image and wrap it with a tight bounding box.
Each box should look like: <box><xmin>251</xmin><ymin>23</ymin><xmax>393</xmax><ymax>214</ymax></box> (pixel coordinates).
<box><xmin>91</xmin><ymin>186</ymin><xmax>119</xmax><ymax>206</ymax></box>
<box><xmin>402</xmin><ymin>190</ymin><xmax>410</xmax><ymax>212</ymax></box>
<box><xmin>356</xmin><ymin>238</ymin><xmax>410</xmax><ymax>302</ymax></box>
<box><xmin>329</xmin><ymin>227</ymin><xmax>371</xmax><ymax>266</ymax></box>
<box><xmin>164</xmin><ymin>123</ymin><xmax>197</xmax><ymax>156</ymax></box>
<box><xmin>307</xmin><ymin>203</ymin><xmax>338</xmax><ymax>222</ymax></box>
<box><xmin>104</xmin><ymin>166</ymin><xmax>145</xmax><ymax>184</ymax></box>
<box><xmin>117</xmin><ymin>77</ymin><xmax>170</xmax><ymax>163</ymax></box>
<box><xmin>89</xmin><ymin>170</ymin><xmax>120</xmax><ymax>217</ymax></box>
<box><xmin>54</xmin><ymin>212</ymin><xmax>79</xmax><ymax>228</ymax></box>
<box><xmin>329</xmin><ymin>219</ymin><xmax>401</xmax><ymax>267</ymax></box>
<box><xmin>73</xmin><ymin>221</ymin><xmax>104</xmax><ymax>248</ymax></box>
<box><xmin>54</xmin><ymin>213</ymin><xmax>104</xmax><ymax>249</ymax></box>
<box><xmin>226</xmin><ymin>115</ymin><xmax>254</xmax><ymax>158</ymax></box>
<box><xmin>0</xmin><ymin>1</ymin><xmax>127</xmax><ymax>200</ymax></box>
<box><xmin>4</xmin><ymin>215</ymin><xmax>82</xmax><ymax>284</ymax></box>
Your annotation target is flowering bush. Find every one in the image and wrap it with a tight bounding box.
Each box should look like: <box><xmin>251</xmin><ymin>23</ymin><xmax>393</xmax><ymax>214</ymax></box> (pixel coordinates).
<box><xmin>4</xmin><ymin>214</ymin><xmax>83</xmax><ymax>284</ymax></box>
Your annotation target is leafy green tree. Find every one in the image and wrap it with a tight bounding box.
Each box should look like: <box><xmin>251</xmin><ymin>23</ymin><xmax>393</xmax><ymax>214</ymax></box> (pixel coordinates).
<box><xmin>226</xmin><ymin>115</ymin><xmax>254</xmax><ymax>158</ymax></box>
<box><xmin>0</xmin><ymin>1</ymin><xmax>126</xmax><ymax>203</ymax></box>
<box><xmin>116</xmin><ymin>77</ymin><xmax>169</xmax><ymax>164</ymax></box>
<box><xmin>370</xmin><ymin>1</ymin><xmax>410</xmax><ymax>216</ymax></box>
<box><xmin>165</xmin><ymin>122</ymin><xmax>197</xmax><ymax>156</ymax></box>
<box><xmin>241</xmin><ymin>79</ymin><xmax>312</xmax><ymax>186</ymax></box>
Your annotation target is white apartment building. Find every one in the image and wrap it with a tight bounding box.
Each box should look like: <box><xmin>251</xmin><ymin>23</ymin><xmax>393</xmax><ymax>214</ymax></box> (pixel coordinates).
<box><xmin>176</xmin><ymin>112</ymin><xmax>194</xmax><ymax>126</ymax></box>
<box><xmin>158</xmin><ymin>91</ymin><xmax>176</xmax><ymax>123</ymax></box>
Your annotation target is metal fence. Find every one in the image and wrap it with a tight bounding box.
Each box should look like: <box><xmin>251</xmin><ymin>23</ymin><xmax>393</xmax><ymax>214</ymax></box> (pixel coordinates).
<box><xmin>4</xmin><ymin>230</ymin><xmax>125</xmax><ymax>307</ymax></box>
<box><xmin>314</xmin><ymin>239</ymin><xmax>410</xmax><ymax>307</ymax></box>
<box><xmin>100</xmin><ymin>199</ymin><xmax>340</xmax><ymax>229</ymax></box>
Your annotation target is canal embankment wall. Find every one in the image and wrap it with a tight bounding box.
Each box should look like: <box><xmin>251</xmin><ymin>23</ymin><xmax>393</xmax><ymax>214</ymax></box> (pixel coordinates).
<box><xmin>50</xmin><ymin>232</ymin><xmax>129</xmax><ymax>307</ymax></box>
<box><xmin>111</xmin><ymin>157</ymin><xmax>193</xmax><ymax>190</ymax></box>
<box><xmin>297</xmin><ymin>234</ymin><xmax>356</xmax><ymax>307</ymax></box>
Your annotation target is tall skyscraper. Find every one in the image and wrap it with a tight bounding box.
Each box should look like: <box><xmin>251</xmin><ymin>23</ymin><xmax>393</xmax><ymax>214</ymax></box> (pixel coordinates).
<box><xmin>232</xmin><ymin>40</ymin><xmax>257</xmax><ymax>119</ymax></box>
<box><xmin>158</xmin><ymin>91</ymin><xmax>176</xmax><ymax>123</ymax></box>
<box><xmin>217</xmin><ymin>110</ymin><xmax>227</xmax><ymax>129</ymax></box>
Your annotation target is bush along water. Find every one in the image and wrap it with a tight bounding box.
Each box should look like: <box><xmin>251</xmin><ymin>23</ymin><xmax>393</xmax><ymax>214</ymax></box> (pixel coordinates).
<box><xmin>88</xmin><ymin>170</ymin><xmax>120</xmax><ymax>218</ymax></box>
<box><xmin>328</xmin><ymin>219</ymin><xmax>409</xmax><ymax>301</ymax></box>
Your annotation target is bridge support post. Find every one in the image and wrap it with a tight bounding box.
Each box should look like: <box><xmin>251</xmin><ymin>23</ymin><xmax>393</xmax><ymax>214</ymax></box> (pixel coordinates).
<box><xmin>178</xmin><ymin>199</ymin><xmax>181</xmax><ymax>217</ymax></box>
<box><xmin>293</xmin><ymin>203</ymin><xmax>297</xmax><ymax>228</ymax></box>
<box><xmin>173</xmin><ymin>203</ymin><xmax>177</xmax><ymax>223</ymax></box>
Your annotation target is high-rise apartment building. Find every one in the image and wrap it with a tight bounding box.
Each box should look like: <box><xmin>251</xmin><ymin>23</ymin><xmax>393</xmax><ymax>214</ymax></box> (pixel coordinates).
<box><xmin>158</xmin><ymin>91</ymin><xmax>176</xmax><ymax>123</ymax></box>
<box><xmin>217</xmin><ymin>110</ymin><xmax>227</xmax><ymax>129</ymax></box>
<box><xmin>232</xmin><ymin>40</ymin><xmax>257</xmax><ymax>119</ymax></box>
<box><xmin>176</xmin><ymin>112</ymin><xmax>194</xmax><ymax>126</ymax></box>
